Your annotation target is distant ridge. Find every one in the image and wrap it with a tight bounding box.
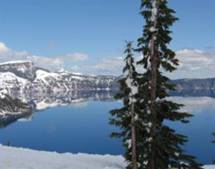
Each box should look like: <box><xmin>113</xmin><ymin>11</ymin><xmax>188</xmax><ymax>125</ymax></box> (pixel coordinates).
<box><xmin>0</xmin><ymin>60</ymin><xmax>214</xmax><ymax>97</ymax></box>
<box><xmin>0</xmin><ymin>61</ymin><xmax>118</xmax><ymax>99</ymax></box>
<box><xmin>171</xmin><ymin>78</ymin><xmax>215</xmax><ymax>97</ymax></box>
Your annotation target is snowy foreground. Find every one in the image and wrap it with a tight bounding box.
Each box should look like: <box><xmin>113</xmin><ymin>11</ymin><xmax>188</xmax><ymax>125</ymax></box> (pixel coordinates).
<box><xmin>0</xmin><ymin>145</ymin><xmax>213</xmax><ymax>169</ymax></box>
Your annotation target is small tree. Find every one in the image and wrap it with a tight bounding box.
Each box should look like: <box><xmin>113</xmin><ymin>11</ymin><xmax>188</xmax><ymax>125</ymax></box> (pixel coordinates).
<box><xmin>110</xmin><ymin>42</ymin><xmax>140</xmax><ymax>169</ymax></box>
<box><xmin>136</xmin><ymin>0</ymin><xmax>202</xmax><ymax>168</ymax></box>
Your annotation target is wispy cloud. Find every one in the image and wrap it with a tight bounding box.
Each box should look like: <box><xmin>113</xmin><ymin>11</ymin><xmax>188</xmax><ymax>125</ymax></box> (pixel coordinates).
<box><xmin>0</xmin><ymin>42</ymin><xmax>9</xmax><ymax>53</ymax></box>
<box><xmin>63</xmin><ymin>53</ymin><xmax>88</xmax><ymax>62</ymax></box>
<box><xmin>0</xmin><ymin>42</ymin><xmax>89</xmax><ymax>72</ymax></box>
<box><xmin>62</xmin><ymin>48</ymin><xmax>215</xmax><ymax>77</ymax></box>
<box><xmin>176</xmin><ymin>49</ymin><xmax>212</xmax><ymax>70</ymax></box>
<box><xmin>91</xmin><ymin>57</ymin><xmax>124</xmax><ymax>74</ymax></box>
<box><xmin>0</xmin><ymin>42</ymin><xmax>63</xmax><ymax>71</ymax></box>
<box><xmin>88</xmin><ymin>49</ymin><xmax>215</xmax><ymax>78</ymax></box>
<box><xmin>0</xmin><ymin>41</ymin><xmax>215</xmax><ymax>78</ymax></box>
<box><xmin>170</xmin><ymin>49</ymin><xmax>215</xmax><ymax>79</ymax></box>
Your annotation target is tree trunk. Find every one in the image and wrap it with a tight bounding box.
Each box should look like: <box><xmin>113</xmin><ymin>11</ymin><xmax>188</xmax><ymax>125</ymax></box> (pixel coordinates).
<box><xmin>131</xmin><ymin>103</ymin><xmax>138</xmax><ymax>169</ymax></box>
<box><xmin>150</xmin><ymin>36</ymin><xmax>157</xmax><ymax>169</ymax></box>
<box><xmin>149</xmin><ymin>0</ymin><xmax>159</xmax><ymax>169</ymax></box>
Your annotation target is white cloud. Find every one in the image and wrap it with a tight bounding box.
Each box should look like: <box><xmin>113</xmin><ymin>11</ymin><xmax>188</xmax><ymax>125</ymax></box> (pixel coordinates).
<box><xmin>88</xmin><ymin>49</ymin><xmax>215</xmax><ymax>78</ymax></box>
<box><xmin>0</xmin><ymin>42</ymin><xmax>71</xmax><ymax>71</ymax></box>
<box><xmin>67</xmin><ymin>57</ymin><xmax>125</xmax><ymax>75</ymax></box>
<box><xmin>30</xmin><ymin>55</ymin><xmax>64</xmax><ymax>71</ymax></box>
<box><xmin>169</xmin><ymin>49</ymin><xmax>215</xmax><ymax>79</ymax></box>
<box><xmin>0</xmin><ymin>42</ymin><xmax>91</xmax><ymax>71</ymax></box>
<box><xmin>85</xmin><ymin>55</ymin><xmax>144</xmax><ymax>75</ymax></box>
<box><xmin>0</xmin><ymin>41</ymin><xmax>215</xmax><ymax>78</ymax></box>
<box><xmin>176</xmin><ymin>49</ymin><xmax>212</xmax><ymax>70</ymax></box>
<box><xmin>92</xmin><ymin>57</ymin><xmax>124</xmax><ymax>74</ymax></box>
<box><xmin>64</xmin><ymin>53</ymin><xmax>88</xmax><ymax>62</ymax></box>
<box><xmin>0</xmin><ymin>42</ymin><xmax>9</xmax><ymax>53</ymax></box>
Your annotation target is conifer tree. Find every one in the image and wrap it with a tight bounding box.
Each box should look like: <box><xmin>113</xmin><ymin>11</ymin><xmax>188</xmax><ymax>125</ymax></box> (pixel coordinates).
<box><xmin>136</xmin><ymin>0</ymin><xmax>202</xmax><ymax>169</ymax></box>
<box><xmin>110</xmin><ymin>42</ymin><xmax>140</xmax><ymax>169</ymax></box>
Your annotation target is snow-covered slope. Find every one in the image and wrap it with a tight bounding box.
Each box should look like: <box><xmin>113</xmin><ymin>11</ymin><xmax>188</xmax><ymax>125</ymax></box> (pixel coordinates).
<box><xmin>0</xmin><ymin>61</ymin><xmax>118</xmax><ymax>98</ymax></box>
<box><xmin>0</xmin><ymin>145</ymin><xmax>213</xmax><ymax>169</ymax></box>
<box><xmin>0</xmin><ymin>72</ymin><xmax>29</xmax><ymax>93</ymax></box>
<box><xmin>0</xmin><ymin>61</ymin><xmax>35</xmax><ymax>80</ymax></box>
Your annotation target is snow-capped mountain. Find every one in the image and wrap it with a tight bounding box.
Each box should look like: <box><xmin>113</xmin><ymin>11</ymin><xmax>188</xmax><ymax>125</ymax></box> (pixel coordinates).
<box><xmin>0</xmin><ymin>60</ymin><xmax>118</xmax><ymax>126</ymax></box>
<box><xmin>0</xmin><ymin>61</ymin><xmax>35</xmax><ymax>80</ymax></box>
<box><xmin>0</xmin><ymin>61</ymin><xmax>118</xmax><ymax>100</ymax></box>
<box><xmin>2</xmin><ymin>60</ymin><xmax>215</xmax><ymax>100</ymax></box>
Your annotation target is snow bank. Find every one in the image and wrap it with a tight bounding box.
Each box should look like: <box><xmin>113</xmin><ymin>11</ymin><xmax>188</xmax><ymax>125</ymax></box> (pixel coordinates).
<box><xmin>0</xmin><ymin>145</ymin><xmax>126</xmax><ymax>169</ymax></box>
<box><xmin>0</xmin><ymin>145</ymin><xmax>213</xmax><ymax>169</ymax></box>
<box><xmin>205</xmin><ymin>166</ymin><xmax>215</xmax><ymax>169</ymax></box>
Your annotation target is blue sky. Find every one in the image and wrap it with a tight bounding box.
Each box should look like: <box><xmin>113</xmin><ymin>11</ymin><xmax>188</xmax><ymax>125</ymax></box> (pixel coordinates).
<box><xmin>0</xmin><ymin>0</ymin><xmax>214</xmax><ymax>78</ymax></box>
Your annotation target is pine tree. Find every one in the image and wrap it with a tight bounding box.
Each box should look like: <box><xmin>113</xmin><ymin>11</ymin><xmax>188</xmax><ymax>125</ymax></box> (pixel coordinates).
<box><xmin>136</xmin><ymin>0</ymin><xmax>202</xmax><ymax>168</ymax></box>
<box><xmin>110</xmin><ymin>42</ymin><xmax>140</xmax><ymax>169</ymax></box>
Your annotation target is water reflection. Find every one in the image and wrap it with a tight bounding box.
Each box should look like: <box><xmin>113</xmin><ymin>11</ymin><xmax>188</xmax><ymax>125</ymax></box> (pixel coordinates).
<box><xmin>167</xmin><ymin>97</ymin><xmax>215</xmax><ymax>164</ymax></box>
<box><xmin>0</xmin><ymin>90</ymin><xmax>116</xmax><ymax>127</ymax></box>
<box><xmin>0</xmin><ymin>90</ymin><xmax>215</xmax><ymax>163</ymax></box>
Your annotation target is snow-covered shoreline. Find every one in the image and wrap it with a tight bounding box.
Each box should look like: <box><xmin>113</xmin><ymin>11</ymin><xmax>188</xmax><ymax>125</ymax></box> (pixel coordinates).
<box><xmin>0</xmin><ymin>145</ymin><xmax>126</xmax><ymax>169</ymax></box>
<box><xmin>0</xmin><ymin>145</ymin><xmax>213</xmax><ymax>169</ymax></box>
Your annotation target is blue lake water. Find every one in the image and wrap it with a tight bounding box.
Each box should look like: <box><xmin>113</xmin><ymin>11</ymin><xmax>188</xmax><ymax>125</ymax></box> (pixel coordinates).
<box><xmin>0</xmin><ymin>97</ymin><xmax>215</xmax><ymax>164</ymax></box>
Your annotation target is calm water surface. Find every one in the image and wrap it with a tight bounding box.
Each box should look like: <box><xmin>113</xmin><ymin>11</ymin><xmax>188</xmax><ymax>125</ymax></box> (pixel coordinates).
<box><xmin>0</xmin><ymin>98</ymin><xmax>215</xmax><ymax>164</ymax></box>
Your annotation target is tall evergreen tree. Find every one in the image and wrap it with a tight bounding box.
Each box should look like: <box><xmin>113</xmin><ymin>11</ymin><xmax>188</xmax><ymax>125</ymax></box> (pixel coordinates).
<box><xmin>110</xmin><ymin>42</ymin><xmax>140</xmax><ymax>169</ymax></box>
<box><xmin>136</xmin><ymin>0</ymin><xmax>202</xmax><ymax>169</ymax></box>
